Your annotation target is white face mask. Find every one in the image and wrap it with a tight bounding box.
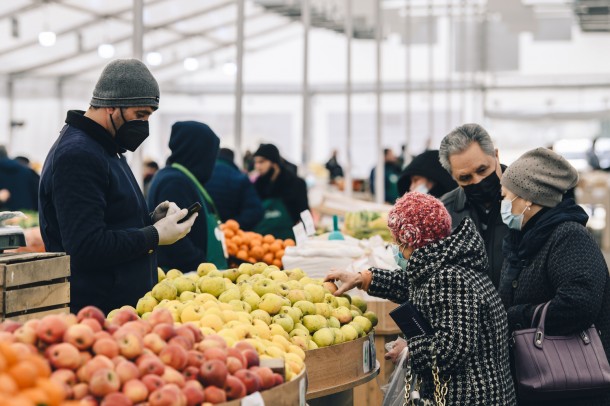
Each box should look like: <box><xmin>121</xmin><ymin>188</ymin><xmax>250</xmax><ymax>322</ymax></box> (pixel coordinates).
<box><xmin>413</xmin><ymin>183</ymin><xmax>429</xmax><ymax>194</ymax></box>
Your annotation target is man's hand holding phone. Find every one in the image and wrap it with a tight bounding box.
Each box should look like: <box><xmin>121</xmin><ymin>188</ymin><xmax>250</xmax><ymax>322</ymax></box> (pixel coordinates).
<box><xmin>153</xmin><ymin>202</ymin><xmax>200</xmax><ymax>245</ymax></box>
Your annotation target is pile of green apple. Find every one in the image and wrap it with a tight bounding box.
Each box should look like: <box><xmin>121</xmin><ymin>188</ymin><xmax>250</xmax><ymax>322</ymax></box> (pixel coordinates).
<box><xmin>129</xmin><ymin>263</ymin><xmax>378</xmax><ymax>356</ymax></box>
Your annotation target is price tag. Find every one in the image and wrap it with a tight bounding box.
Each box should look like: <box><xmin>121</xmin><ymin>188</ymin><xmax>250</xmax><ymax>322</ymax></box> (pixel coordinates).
<box><xmin>299</xmin><ymin>376</ymin><xmax>306</xmax><ymax>406</ymax></box>
<box><xmin>241</xmin><ymin>391</ymin><xmax>265</xmax><ymax>406</ymax></box>
<box><xmin>369</xmin><ymin>332</ymin><xmax>376</xmax><ymax>371</ymax></box>
<box><xmin>363</xmin><ymin>340</ymin><xmax>371</xmax><ymax>373</ymax></box>
<box><xmin>300</xmin><ymin>210</ymin><xmax>316</xmax><ymax>236</ymax></box>
<box><xmin>292</xmin><ymin>223</ymin><xmax>308</xmax><ymax>246</ymax></box>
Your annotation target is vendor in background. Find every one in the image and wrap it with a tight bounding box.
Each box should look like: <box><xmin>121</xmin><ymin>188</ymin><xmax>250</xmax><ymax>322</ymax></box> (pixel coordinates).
<box><xmin>147</xmin><ymin>121</ymin><xmax>227</xmax><ymax>271</ymax></box>
<box><xmin>0</xmin><ymin>145</ymin><xmax>39</xmax><ymax>212</ymax></box>
<box><xmin>439</xmin><ymin>124</ymin><xmax>508</xmax><ymax>288</ymax></box>
<box><xmin>205</xmin><ymin>148</ymin><xmax>264</xmax><ymax>231</ymax></box>
<box><xmin>397</xmin><ymin>149</ymin><xmax>458</xmax><ymax>198</ymax></box>
<box><xmin>39</xmin><ymin>59</ymin><xmax>196</xmax><ymax>314</ymax></box>
<box><xmin>253</xmin><ymin>143</ymin><xmax>309</xmax><ymax>240</ymax></box>
<box><xmin>142</xmin><ymin>159</ymin><xmax>159</xmax><ymax>198</ymax></box>
<box><xmin>325</xmin><ymin>149</ymin><xmax>344</xmax><ymax>183</ymax></box>
<box><xmin>370</xmin><ymin>148</ymin><xmax>401</xmax><ymax>204</ymax></box>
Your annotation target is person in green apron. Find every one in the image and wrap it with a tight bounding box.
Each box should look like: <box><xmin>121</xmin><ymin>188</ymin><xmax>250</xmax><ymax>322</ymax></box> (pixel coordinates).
<box><xmin>147</xmin><ymin>121</ymin><xmax>227</xmax><ymax>271</ymax></box>
<box><xmin>253</xmin><ymin>144</ymin><xmax>309</xmax><ymax>240</ymax></box>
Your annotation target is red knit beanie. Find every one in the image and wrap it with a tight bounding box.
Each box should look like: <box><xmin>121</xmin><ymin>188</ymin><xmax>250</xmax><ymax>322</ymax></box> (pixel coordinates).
<box><xmin>387</xmin><ymin>192</ymin><xmax>452</xmax><ymax>249</ymax></box>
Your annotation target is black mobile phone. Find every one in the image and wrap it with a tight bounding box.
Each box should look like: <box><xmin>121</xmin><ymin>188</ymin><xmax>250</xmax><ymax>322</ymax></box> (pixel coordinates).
<box><xmin>178</xmin><ymin>202</ymin><xmax>202</xmax><ymax>224</ymax></box>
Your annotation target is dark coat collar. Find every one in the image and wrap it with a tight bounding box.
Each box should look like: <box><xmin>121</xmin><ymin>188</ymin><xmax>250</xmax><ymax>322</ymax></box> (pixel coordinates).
<box><xmin>65</xmin><ymin>110</ymin><xmax>125</xmax><ymax>155</ymax></box>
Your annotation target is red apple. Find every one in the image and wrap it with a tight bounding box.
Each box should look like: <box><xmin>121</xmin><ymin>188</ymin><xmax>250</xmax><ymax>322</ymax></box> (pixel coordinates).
<box><xmin>100</xmin><ymin>392</ymin><xmax>133</xmax><ymax>406</ymax></box>
<box><xmin>11</xmin><ymin>342</ymin><xmax>36</xmax><ymax>356</ymax></box>
<box><xmin>79</xmin><ymin>355</ymin><xmax>114</xmax><ymax>383</ymax></box>
<box><xmin>24</xmin><ymin>318</ymin><xmax>40</xmax><ymax>330</ymax></box>
<box><xmin>227</xmin><ymin>348</ymin><xmax>247</xmax><ymax>366</ymax></box>
<box><xmin>36</xmin><ymin>315</ymin><xmax>68</xmax><ymax>344</ymax></box>
<box><xmin>143</xmin><ymin>333</ymin><xmax>166</xmax><ymax>354</ymax></box>
<box><xmin>226</xmin><ymin>357</ymin><xmax>243</xmax><ymax>375</ymax></box>
<box><xmin>253</xmin><ymin>366</ymin><xmax>275</xmax><ymax>390</ymax></box>
<box><xmin>48</xmin><ymin>342</ymin><xmax>82</xmax><ymax>370</ymax></box>
<box><xmin>104</xmin><ymin>321</ymin><xmax>120</xmax><ymax>335</ymax></box>
<box><xmin>159</xmin><ymin>344</ymin><xmax>188</xmax><ymax>370</ymax></box>
<box><xmin>93</xmin><ymin>337</ymin><xmax>120</xmax><ymax>358</ymax></box>
<box><xmin>80</xmin><ymin>317</ymin><xmax>102</xmax><ymax>332</ymax></box>
<box><xmin>0</xmin><ymin>320</ymin><xmax>22</xmax><ymax>333</ymax></box>
<box><xmin>113</xmin><ymin>355</ymin><xmax>128</xmax><ymax>367</ymax></box>
<box><xmin>0</xmin><ymin>331</ymin><xmax>16</xmax><ymax>343</ymax></box>
<box><xmin>203</xmin><ymin>347</ymin><xmax>227</xmax><ymax>363</ymax></box>
<box><xmin>80</xmin><ymin>395</ymin><xmax>100</xmax><ymax>406</ymax></box>
<box><xmin>77</xmin><ymin>306</ymin><xmax>106</xmax><ymax>325</ymax></box>
<box><xmin>149</xmin><ymin>384</ymin><xmax>185</xmax><ymax>406</ymax></box>
<box><xmin>122</xmin><ymin>379</ymin><xmax>149</xmax><ymax>403</ymax></box>
<box><xmin>152</xmin><ymin>323</ymin><xmax>176</xmax><ymax>341</ymax></box>
<box><xmin>175</xmin><ymin>326</ymin><xmax>196</xmax><ymax>345</ymax></box>
<box><xmin>141</xmin><ymin>374</ymin><xmax>164</xmax><ymax>393</ymax></box>
<box><xmin>197</xmin><ymin>335</ymin><xmax>226</xmax><ymax>350</ymax></box>
<box><xmin>183</xmin><ymin>365</ymin><xmax>200</xmax><ymax>381</ymax></box>
<box><xmin>242</xmin><ymin>349</ymin><xmax>260</xmax><ymax>368</ymax></box>
<box><xmin>234</xmin><ymin>341</ymin><xmax>256</xmax><ymax>353</ymax></box>
<box><xmin>234</xmin><ymin>369</ymin><xmax>261</xmax><ymax>395</ymax></box>
<box><xmin>225</xmin><ymin>374</ymin><xmax>247</xmax><ymax>400</ymax></box>
<box><xmin>169</xmin><ymin>335</ymin><xmax>193</xmax><ymax>351</ymax></box>
<box><xmin>162</xmin><ymin>366</ymin><xmax>186</xmax><ymax>387</ymax></box>
<box><xmin>72</xmin><ymin>382</ymin><xmax>89</xmax><ymax>399</ymax></box>
<box><xmin>13</xmin><ymin>326</ymin><xmax>37</xmax><ymax>345</ymax></box>
<box><xmin>116</xmin><ymin>360</ymin><xmax>140</xmax><ymax>383</ymax></box>
<box><xmin>89</xmin><ymin>368</ymin><xmax>121</xmax><ymax>397</ymax></box>
<box><xmin>148</xmin><ymin>308</ymin><xmax>174</xmax><ymax>327</ymax></box>
<box><xmin>64</xmin><ymin>324</ymin><xmax>95</xmax><ymax>350</ymax></box>
<box><xmin>94</xmin><ymin>330</ymin><xmax>112</xmax><ymax>341</ymax></box>
<box><xmin>273</xmin><ymin>373</ymin><xmax>284</xmax><ymax>386</ymax></box>
<box><xmin>50</xmin><ymin>368</ymin><xmax>77</xmax><ymax>386</ymax></box>
<box><xmin>138</xmin><ymin>355</ymin><xmax>165</xmax><ymax>376</ymax></box>
<box><xmin>203</xmin><ymin>386</ymin><xmax>227</xmax><ymax>404</ymax></box>
<box><xmin>187</xmin><ymin>350</ymin><xmax>206</xmax><ymax>368</ymax></box>
<box><xmin>123</xmin><ymin>320</ymin><xmax>151</xmax><ymax>337</ymax></box>
<box><xmin>118</xmin><ymin>332</ymin><xmax>144</xmax><ymax>359</ymax></box>
<box><xmin>80</xmin><ymin>351</ymin><xmax>93</xmax><ymax>365</ymax></box>
<box><xmin>183</xmin><ymin>323</ymin><xmax>204</xmax><ymax>343</ymax></box>
<box><xmin>183</xmin><ymin>380</ymin><xmax>206</xmax><ymax>406</ymax></box>
<box><xmin>112</xmin><ymin>308</ymin><xmax>139</xmax><ymax>326</ymax></box>
<box><xmin>199</xmin><ymin>359</ymin><xmax>228</xmax><ymax>388</ymax></box>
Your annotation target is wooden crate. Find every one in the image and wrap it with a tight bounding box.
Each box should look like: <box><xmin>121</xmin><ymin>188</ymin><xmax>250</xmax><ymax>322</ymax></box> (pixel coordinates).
<box><xmin>221</xmin><ymin>368</ymin><xmax>307</xmax><ymax>406</ymax></box>
<box><xmin>0</xmin><ymin>252</ymin><xmax>70</xmax><ymax>321</ymax></box>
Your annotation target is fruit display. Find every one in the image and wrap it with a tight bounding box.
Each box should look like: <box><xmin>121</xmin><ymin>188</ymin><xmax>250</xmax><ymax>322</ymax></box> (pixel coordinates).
<box><xmin>343</xmin><ymin>211</ymin><xmax>392</xmax><ymax>241</ymax></box>
<box><xmin>133</xmin><ymin>263</ymin><xmax>377</xmax><ymax>356</ymax></box>
<box><xmin>0</xmin><ymin>305</ymin><xmax>293</xmax><ymax>405</ymax></box>
<box><xmin>220</xmin><ymin>220</ymin><xmax>295</xmax><ymax>268</ymax></box>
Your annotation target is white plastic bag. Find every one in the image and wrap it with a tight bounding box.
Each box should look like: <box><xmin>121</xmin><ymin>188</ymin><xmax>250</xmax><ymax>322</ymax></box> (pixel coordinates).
<box><xmin>381</xmin><ymin>338</ymin><xmax>410</xmax><ymax>406</ymax></box>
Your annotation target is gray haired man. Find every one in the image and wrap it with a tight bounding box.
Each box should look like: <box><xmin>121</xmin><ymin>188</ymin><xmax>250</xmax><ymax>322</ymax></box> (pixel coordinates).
<box><xmin>439</xmin><ymin>123</ymin><xmax>508</xmax><ymax>287</ymax></box>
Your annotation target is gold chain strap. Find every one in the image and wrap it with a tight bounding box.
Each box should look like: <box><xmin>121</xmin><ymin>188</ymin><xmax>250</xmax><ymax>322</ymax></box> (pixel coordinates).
<box><xmin>432</xmin><ymin>355</ymin><xmax>450</xmax><ymax>406</ymax></box>
<box><xmin>403</xmin><ymin>363</ymin><xmax>422</xmax><ymax>406</ymax></box>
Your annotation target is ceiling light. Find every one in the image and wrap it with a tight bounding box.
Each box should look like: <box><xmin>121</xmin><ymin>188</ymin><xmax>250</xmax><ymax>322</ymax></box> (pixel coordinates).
<box><xmin>146</xmin><ymin>52</ymin><xmax>163</xmax><ymax>66</ymax></box>
<box><xmin>98</xmin><ymin>44</ymin><xmax>115</xmax><ymax>59</ymax></box>
<box><xmin>222</xmin><ymin>62</ymin><xmax>237</xmax><ymax>76</ymax></box>
<box><xmin>38</xmin><ymin>31</ymin><xmax>56</xmax><ymax>47</ymax></box>
<box><xmin>184</xmin><ymin>57</ymin><xmax>199</xmax><ymax>71</ymax></box>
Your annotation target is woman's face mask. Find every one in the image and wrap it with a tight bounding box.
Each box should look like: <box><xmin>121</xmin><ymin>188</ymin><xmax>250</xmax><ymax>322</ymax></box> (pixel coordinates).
<box><xmin>501</xmin><ymin>196</ymin><xmax>528</xmax><ymax>230</ymax></box>
<box><xmin>392</xmin><ymin>244</ymin><xmax>410</xmax><ymax>270</ymax></box>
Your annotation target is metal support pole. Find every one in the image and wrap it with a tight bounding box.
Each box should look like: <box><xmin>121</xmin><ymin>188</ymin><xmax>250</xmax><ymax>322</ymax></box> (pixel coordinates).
<box><xmin>404</xmin><ymin>1</ymin><xmax>411</xmax><ymax>165</ymax></box>
<box><xmin>7</xmin><ymin>78</ymin><xmax>14</xmax><ymax>154</ymax></box>
<box><xmin>479</xmin><ymin>3</ymin><xmax>488</xmax><ymax>124</ymax></box>
<box><xmin>344</xmin><ymin>0</ymin><xmax>353</xmax><ymax>198</ymax></box>
<box><xmin>131</xmin><ymin>0</ymin><xmax>144</xmax><ymax>189</ymax></box>
<box><xmin>301</xmin><ymin>0</ymin><xmax>310</xmax><ymax>167</ymax></box>
<box><xmin>446</xmin><ymin>1</ymin><xmax>453</xmax><ymax>132</ymax></box>
<box><xmin>234</xmin><ymin>0</ymin><xmax>245</xmax><ymax>168</ymax></box>
<box><xmin>461</xmin><ymin>0</ymin><xmax>467</xmax><ymax>123</ymax></box>
<box><xmin>427</xmin><ymin>0</ymin><xmax>434</xmax><ymax>149</ymax></box>
<box><xmin>374</xmin><ymin>0</ymin><xmax>384</xmax><ymax>204</ymax></box>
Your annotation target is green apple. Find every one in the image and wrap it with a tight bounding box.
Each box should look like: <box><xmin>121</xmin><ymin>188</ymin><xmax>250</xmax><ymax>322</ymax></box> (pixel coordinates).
<box><xmin>307</xmin><ymin>339</ymin><xmax>319</xmax><ymax>350</ymax></box>
<box><xmin>152</xmin><ymin>281</ymin><xmax>177</xmax><ymax>301</ymax></box>
<box><xmin>272</xmin><ymin>314</ymin><xmax>295</xmax><ymax>333</ymax></box>
<box><xmin>293</xmin><ymin>300</ymin><xmax>317</xmax><ymax>316</ymax></box>
<box><xmin>290</xmin><ymin>328</ymin><xmax>310</xmax><ymax>338</ymax></box>
<box><xmin>253</xmin><ymin>279</ymin><xmax>279</xmax><ymax>297</ymax></box>
<box><xmin>353</xmin><ymin>315</ymin><xmax>373</xmax><ymax>333</ymax></box>
<box><xmin>332</xmin><ymin>307</ymin><xmax>353</xmax><ymax>324</ymax></box>
<box><xmin>236</xmin><ymin>274</ymin><xmax>251</xmax><ymax>284</ymax></box>
<box><xmin>277</xmin><ymin>283</ymin><xmax>291</xmax><ymax>297</ymax></box>
<box><xmin>258</xmin><ymin>293</ymin><xmax>284</xmax><ymax>315</ymax></box>
<box><xmin>304</xmin><ymin>285</ymin><xmax>325</xmax><ymax>303</ymax></box>
<box><xmin>324</xmin><ymin>293</ymin><xmax>338</xmax><ymax>308</ymax></box>
<box><xmin>229</xmin><ymin>300</ymin><xmax>251</xmax><ymax>313</ymax></box>
<box><xmin>165</xmin><ymin>269</ymin><xmax>183</xmax><ymax>279</ymax></box>
<box><xmin>141</xmin><ymin>312</ymin><xmax>152</xmax><ymax>320</ymax></box>
<box><xmin>286</xmin><ymin>268</ymin><xmax>305</xmax><ymax>281</ymax></box>
<box><xmin>299</xmin><ymin>277</ymin><xmax>318</xmax><ymax>286</ymax></box>
<box><xmin>222</xmin><ymin>268</ymin><xmax>241</xmax><ymax>282</ymax></box>
<box><xmin>349</xmin><ymin>321</ymin><xmax>365</xmax><ymax>337</ymax></box>
<box><xmin>185</xmin><ymin>273</ymin><xmax>200</xmax><ymax>282</ymax></box>
<box><xmin>136</xmin><ymin>296</ymin><xmax>158</xmax><ymax>316</ymax></box>
<box><xmin>107</xmin><ymin>309</ymin><xmax>119</xmax><ymax>321</ymax></box>
<box><xmin>363</xmin><ymin>311</ymin><xmax>379</xmax><ymax>328</ymax></box>
<box><xmin>350</xmin><ymin>305</ymin><xmax>363</xmax><ymax>315</ymax></box>
<box><xmin>269</xmin><ymin>324</ymin><xmax>290</xmax><ymax>339</ymax></box>
<box><xmin>293</xmin><ymin>322</ymin><xmax>309</xmax><ymax>333</ymax></box>
<box><xmin>194</xmin><ymin>293</ymin><xmax>217</xmax><ymax>304</ymax></box>
<box><xmin>197</xmin><ymin>263</ymin><xmax>217</xmax><ymax>277</ymax></box>
<box><xmin>251</xmin><ymin>262</ymin><xmax>267</xmax><ymax>275</ymax></box>
<box><xmin>279</xmin><ymin>306</ymin><xmax>302</xmax><ymax>324</ymax></box>
<box><xmin>351</xmin><ymin>296</ymin><xmax>367</xmax><ymax>313</ymax></box>
<box><xmin>218</xmin><ymin>288</ymin><xmax>241</xmax><ymax>303</ymax></box>
<box><xmin>340</xmin><ymin>324</ymin><xmax>359</xmax><ymax>341</ymax></box>
<box><xmin>286</xmin><ymin>290</ymin><xmax>308</xmax><ymax>305</ymax></box>
<box><xmin>312</xmin><ymin>328</ymin><xmax>335</xmax><ymax>347</ymax></box>
<box><xmin>315</xmin><ymin>303</ymin><xmax>331</xmax><ymax>318</ymax></box>
<box><xmin>351</xmin><ymin>310</ymin><xmax>361</xmax><ymax>320</ymax></box>
<box><xmin>198</xmin><ymin>276</ymin><xmax>227</xmax><ymax>298</ymax></box>
<box><xmin>291</xmin><ymin>335</ymin><xmax>309</xmax><ymax>351</ymax></box>
<box><xmin>331</xmin><ymin>328</ymin><xmax>345</xmax><ymax>345</ymax></box>
<box><xmin>242</xmin><ymin>290</ymin><xmax>261</xmax><ymax>310</ymax></box>
<box><xmin>180</xmin><ymin>304</ymin><xmax>206</xmax><ymax>323</ymax></box>
<box><xmin>327</xmin><ymin>316</ymin><xmax>340</xmax><ymax>329</ymax></box>
<box><xmin>303</xmin><ymin>315</ymin><xmax>328</xmax><ymax>334</ymax></box>
<box><xmin>286</xmin><ymin>280</ymin><xmax>303</xmax><ymax>290</ymax></box>
<box><xmin>179</xmin><ymin>291</ymin><xmax>197</xmax><ymax>303</ymax></box>
<box><xmin>336</xmin><ymin>296</ymin><xmax>351</xmax><ymax>309</ymax></box>
<box><xmin>268</xmin><ymin>270</ymin><xmax>289</xmax><ymax>282</ymax></box>
<box><xmin>251</xmin><ymin>309</ymin><xmax>272</xmax><ymax>325</ymax></box>
<box><xmin>172</xmin><ymin>277</ymin><xmax>196</xmax><ymax>295</ymax></box>
<box><xmin>157</xmin><ymin>268</ymin><xmax>166</xmax><ymax>282</ymax></box>
<box><xmin>207</xmin><ymin>270</ymin><xmax>223</xmax><ymax>278</ymax></box>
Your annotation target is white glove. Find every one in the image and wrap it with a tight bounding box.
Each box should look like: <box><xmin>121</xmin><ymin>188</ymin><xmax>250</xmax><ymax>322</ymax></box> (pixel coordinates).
<box><xmin>151</xmin><ymin>201</ymin><xmax>181</xmax><ymax>223</ymax></box>
<box><xmin>154</xmin><ymin>209</ymin><xmax>197</xmax><ymax>246</ymax></box>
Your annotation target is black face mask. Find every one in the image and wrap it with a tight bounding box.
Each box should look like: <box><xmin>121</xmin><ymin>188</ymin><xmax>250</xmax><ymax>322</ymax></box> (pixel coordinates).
<box><xmin>110</xmin><ymin>108</ymin><xmax>150</xmax><ymax>152</ymax></box>
<box><xmin>463</xmin><ymin>168</ymin><xmax>501</xmax><ymax>206</ymax></box>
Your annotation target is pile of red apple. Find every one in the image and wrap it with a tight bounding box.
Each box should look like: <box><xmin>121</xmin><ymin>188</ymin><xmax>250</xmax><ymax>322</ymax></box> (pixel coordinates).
<box><xmin>0</xmin><ymin>306</ymin><xmax>286</xmax><ymax>406</ymax></box>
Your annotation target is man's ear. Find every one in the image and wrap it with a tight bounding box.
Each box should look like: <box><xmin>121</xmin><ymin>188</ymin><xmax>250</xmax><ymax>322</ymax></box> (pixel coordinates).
<box><xmin>105</xmin><ymin>107</ymin><xmax>116</xmax><ymax>115</ymax></box>
<box><xmin>495</xmin><ymin>148</ymin><xmax>500</xmax><ymax>160</ymax></box>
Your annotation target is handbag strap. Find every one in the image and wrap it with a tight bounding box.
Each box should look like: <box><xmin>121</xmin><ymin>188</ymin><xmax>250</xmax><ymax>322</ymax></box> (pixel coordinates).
<box><xmin>531</xmin><ymin>303</ymin><xmax>546</xmax><ymax>328</ymax></box>
<box><xmin>533</xmin><ymin>302</ymin><xmax>551</xmax><ymax>349</ymax></box>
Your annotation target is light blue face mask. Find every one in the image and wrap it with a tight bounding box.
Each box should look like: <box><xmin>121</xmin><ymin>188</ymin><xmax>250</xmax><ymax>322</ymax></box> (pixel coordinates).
<box><xmin>501</xmin><ymin>196</ymin><xmax>527</xmax><ymax>231</ymax></box>
<box><xmin>413</xmin><ymin>184</ymin><xmax>429</xmax><ymax>194</ymax></box>
<box><xmin>391</xmin><ymin>244</ymin><xmax>409</xmax><ymax>270</ymax></box>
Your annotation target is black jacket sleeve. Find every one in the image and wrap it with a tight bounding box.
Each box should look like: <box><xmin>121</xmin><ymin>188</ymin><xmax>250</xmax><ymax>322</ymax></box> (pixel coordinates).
<box><xmin>284</xmin><ymin>177</ymin><xmax>309</xmax><ymax>224</ymax></box>
<box><xmin>235</xmin><ymin>176</ymin><xmax>264</xmax><ymax>230</ymax></box>
<box><xmin>51</xmin><ymin>149</ymin><xmax>156</xmax><ymax>269</ymax></box>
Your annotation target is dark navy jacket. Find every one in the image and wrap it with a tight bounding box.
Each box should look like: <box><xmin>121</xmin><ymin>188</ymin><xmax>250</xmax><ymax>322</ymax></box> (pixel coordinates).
<box><xmin>39</xmin><ymin>110</ymin><xmax>158</xmax><ymax>315</ymax></box>
<box><xmin>0</xmin><ymin>158</ymin><xmax>39</xmax><ymax>211</ymax></box>
<box><xmin>205</xmin><ymin>158</ymin><xmax>263</xmax><ymax>230</ymax></box>
<box><xmin>147</xmin><ymin>121</ymin><xmax>219</xmax><ymax>272</ymax></box>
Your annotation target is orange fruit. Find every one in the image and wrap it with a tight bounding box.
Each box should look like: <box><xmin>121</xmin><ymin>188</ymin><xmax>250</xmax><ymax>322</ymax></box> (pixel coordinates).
<box><xmin>225</xmin><ymin>219</ymin><xmax>240</xmax><ymax>231</ymax></box>
<box><xmin>275</xmin><ymin>249</ymin><xmax>285</xmax><ymax>259</ymax></box>
<box><xmin>269</xmin><ymin>242</ymin><xmax>282</xmax><ymax>253</ymax></box>
<box><xmin>237</xmin><ymin>250</ymin><xmax>248</xmax><ymax>261</ymax></box>
<box><xmin>284</xmin><ymin>239</ymin><xmax>296</xmax><ymax>247</ymax></box>
<box><xmin>227</xmin><ymin>242</ymin><xmax>238</xmax><ymax>256</ymax></box>
<box><xmin>247</xmin><ymin>257</ymin><xmax>257</xmax><ymax>264</ymax></box>
<box><xmin>20</xmin><ymin>388</ymin><xmax>49</xmax><ymax>405</ymax></box>
<box><xmin>263</xmin><ymin>234</ymin><xmax>275</xmax><ymax>244</ymax></box>
<box><xmin>232</xmin><ymin>236</ymin><xmax>243</xmax><ymax>247</ymax></box>
<box><xmin>272</xmin><ymin>259</ymin><xmax>282</xmax><ymax>268</ymax></box>
<box><xmin>36</xmin><ymin>378</ymin><xmax>66</xmax><ymax>406</ymax></box>
<box><xmin>0</xmin><ymin>373</ymin><xmax>18</xmax><ymax>395</ymax></box>
<box><xmin>8</xmin><ymin>361</ymin><xmax>38</xmax><ymax>389</ymax></box>
<box><xmin>4</xmin><ymin>396</ymin><xmax>35</xmax><ymax>406</ymax></box>
<box><xmin>23</xmin><ymin>355</ymin><xmax>51</xmax><ymax>378</ymax></box>
<box><xmin>250</xmin><ymin>246</ymin><xmax>264</xmax><ymax>260</ymax></box>
<box><xmin>263</xmin><ymin>253</ymin><xmax>274</xmax><ymax>264</ymax></box>
<box><xmin>219</xmin><ymin>223</ymin><xmax>226</xmax><ymax>230</ymax></box>
<box><xmin>0</xmin><ymin>342</ymin><xmax>18</xmax><ymax>367</ymax></box>
<box><xmin>224</xmin><ymin>229</ymin><xmax>235</xmax><ymax>239</ymax></box>
<box><xmin>236</xmin><ymin>230</ymin><xmax>245</xmax><ymax>237</ymax></box>
<box><xmin>239</xmin><ymin>245</ymin><xmax>249</xmax><ymax>252</ymax></box>
<box><xmin>261</xmin><ymin>243</ymin><xmax>270</xmax><ymax>254</ymax></box>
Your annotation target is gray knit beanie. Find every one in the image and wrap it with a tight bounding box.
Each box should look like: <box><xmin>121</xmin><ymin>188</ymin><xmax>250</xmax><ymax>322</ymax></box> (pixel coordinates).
<box><xmin>501</xmin><ymin>147</ymin><xmax>578</xmax><ymax>208</ymax></box>
<box><xmin>90</xmin><ymin>59</ymin><xmax>159</xmax><ymax>109</ymax></box>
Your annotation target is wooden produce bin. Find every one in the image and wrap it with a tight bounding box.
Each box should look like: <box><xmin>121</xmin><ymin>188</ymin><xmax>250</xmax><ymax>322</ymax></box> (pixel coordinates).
<box><xmin>1</xmin><ymin>253</ymin><xmax>70</xmax><ymax>321</ymax></box>
<box><xmin>220</xmin><ymin>368</ymin><xmax>307</xmax><ymax>406</ymax></box>
<box><xmin>306</xmin><ymin>332</ymin><xmax>380</xmax><ymax>406</ymax></box>
<box><xmin>354</xmin><ymin>300</ymin><xmax>401</xmax><ymax>406</ymax></box>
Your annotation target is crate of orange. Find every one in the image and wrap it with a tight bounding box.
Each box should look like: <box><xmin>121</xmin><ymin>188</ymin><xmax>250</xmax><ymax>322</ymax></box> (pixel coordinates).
<box><xmin>220</xmin><ymin>220</ymin><xmax>296</xmax><ymax>269</ymax></box>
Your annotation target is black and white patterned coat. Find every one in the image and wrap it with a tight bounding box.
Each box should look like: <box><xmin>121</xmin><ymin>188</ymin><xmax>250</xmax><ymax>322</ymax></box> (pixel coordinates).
<box><xmin>369</xmin><ymin>217</ymin><xmax>516</xmax><ymax>405</ymax></box>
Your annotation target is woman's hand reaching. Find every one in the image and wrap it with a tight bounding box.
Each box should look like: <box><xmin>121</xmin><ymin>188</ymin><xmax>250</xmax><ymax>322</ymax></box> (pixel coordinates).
<box><xmin>324</xmin><ymin>268</ymin><xmax>363</xmax><ymax>296</ymax></box>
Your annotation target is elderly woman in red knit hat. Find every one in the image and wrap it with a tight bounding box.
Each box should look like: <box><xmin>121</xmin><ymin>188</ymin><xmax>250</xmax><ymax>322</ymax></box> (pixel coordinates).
<box><xmin>326</xmin><ymin>192</ymin><xmax>515</xmax><ymax>405</ymax></box>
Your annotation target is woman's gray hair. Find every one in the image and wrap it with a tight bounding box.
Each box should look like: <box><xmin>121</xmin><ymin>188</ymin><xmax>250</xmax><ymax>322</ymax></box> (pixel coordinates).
<box><xmin>439</xmin><ymin>123</ymin><xmax>496</xmax><ymax>172</ymax></box>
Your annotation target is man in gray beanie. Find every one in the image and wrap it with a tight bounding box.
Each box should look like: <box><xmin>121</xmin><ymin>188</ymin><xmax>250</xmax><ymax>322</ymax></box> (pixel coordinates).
<box><xmin>39</xmin><ymin>59</ymin><xmax>197</xmax><ymax>315</ymax></box>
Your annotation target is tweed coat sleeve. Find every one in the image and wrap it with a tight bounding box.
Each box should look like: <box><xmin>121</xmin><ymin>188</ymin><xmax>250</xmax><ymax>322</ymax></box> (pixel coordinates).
<box><xmin>408</xmin><ymin>267</ymin><xmax>481</xmax><ymax>374</ymax></box>
<box><xmin>506</xmin><ymin>223</ymin><xmax>607</xmax><ymax>335</ymax></box>
<box><xmin>368</xmin><ymin>267</ymin><xmax>410</xmax><ymax>303</ymax></box>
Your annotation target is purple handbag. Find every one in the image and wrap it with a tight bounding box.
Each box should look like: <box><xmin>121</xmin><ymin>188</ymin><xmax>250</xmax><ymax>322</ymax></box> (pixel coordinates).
<box><xmin>512</xmin><ymin>301</ymin><xmax>610</xmax><ymax>400</ymax></box>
